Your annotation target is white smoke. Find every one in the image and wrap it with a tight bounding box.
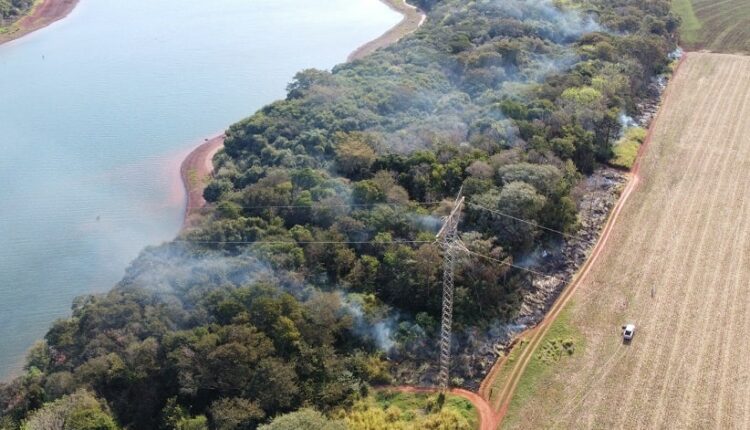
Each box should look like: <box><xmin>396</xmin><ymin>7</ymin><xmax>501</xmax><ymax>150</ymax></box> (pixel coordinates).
<box><xmin>499</xmin><ymin>0</ymin><xmax>601</xmax><ymax>43</ymax></box>
<box><xmin>619</xmin><ymin>112</ymin><xmax>638</xmax><ymax>129</ymax></box>
<box><xmin>409</xmin><ymin>214</ymin><xmax>443</xmax><ymax>232</ymax></box>
<box><xmin>337</xmin><ymin>292</ymin><xmax>398</xmax><ymax>352</ymax></box>
<box><xmin>669</xmin><ymin>47</ymin><xmax>684</xmax><ymax>60</ymax></box>
<box><xmin>118</xmin><ymin>243</ymin><xmax>278</xmax><ymax>297</ymax></box>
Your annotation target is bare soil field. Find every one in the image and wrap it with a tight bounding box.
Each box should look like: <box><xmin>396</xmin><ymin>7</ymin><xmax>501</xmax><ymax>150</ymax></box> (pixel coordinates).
<box><xmin>501</xmin><ymin>52</ymin><xmax>750</xmax><ymax>429</ymax></box>
<box><xmin>676</xmin><ymin>0</ymin><xmax>750</xmax><ymax>54</ymax></box>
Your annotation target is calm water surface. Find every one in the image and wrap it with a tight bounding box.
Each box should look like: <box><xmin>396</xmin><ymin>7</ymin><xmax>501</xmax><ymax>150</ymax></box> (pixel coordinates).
<box><xmin>0</xmin><ymin>0</ymin><xmax>399</xmax><ymax>378</ymax></box>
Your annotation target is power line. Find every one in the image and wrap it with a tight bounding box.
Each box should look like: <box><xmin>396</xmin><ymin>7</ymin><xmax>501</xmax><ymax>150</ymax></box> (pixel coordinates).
<box><xmin>436</xmin><ymin>190</ymin><xmax>464</xmax><ymax>391</ymax></box>
<box><xmin>188</xmin><ymin>201</ymin><xmax>576</xmax><ymax>243</ymax></box>
<box><xmin>186</xmin><ymin>199</ymin><xmax>579</xmax><ymax>241</ymax></box>
<box><xmin>176</xmin><ymin>196</ymin><xmax>575</xmax><ymax>283</ymax></box>
<box><xmin>175</xmin><ymin>238</ymin><xmax>563</xmax><ymax>282</ymax></box>
<box><xmin>187</xmin><ymin>201</ymin><xmax>443</xmax><ymax>211</ymax></box>
<box><xmin>179</xmin><ymin>201</ymin><xmax>569</xmax><ymax>280</ymax></box>
<box><xmin>173</xmin><ymin>239</ymin><xmax>435</xmax><ymax>245</ymax></box>
<box><xmin>467</xmin><ymin>202</ymin><xmax>577</xmax><ymax>239</ymax></box>
<box><xmin>463</xmin><ymin>248</ymin><xmax>562</xmax><ymax>282</ymax></box>
<box><xmin>88</xmin><ymin>200</ymin><xmax>576</xmax><ymax>245</ymax></box>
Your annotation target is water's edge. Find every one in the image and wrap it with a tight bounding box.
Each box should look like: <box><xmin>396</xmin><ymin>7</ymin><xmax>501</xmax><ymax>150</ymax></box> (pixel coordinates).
<box><xmin>179</xmin><ymin>0</ymin><xmax>427</xmax><ymax>232</ymax></box>
<box><xmin>348</xmin><ymin>0</ymin><xmax>425</xmax><ymax>61</ymax></box>
<box><xmin>1</xmin><ymin>0</ymin><xmax>402</xmax><ymax>380</ymax></box>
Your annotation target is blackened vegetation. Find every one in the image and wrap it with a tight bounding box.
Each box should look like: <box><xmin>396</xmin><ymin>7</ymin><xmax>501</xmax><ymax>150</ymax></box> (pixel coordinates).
<box><xmin>0</xmin><ymin>0</ymin><xmax>678</xmax><ymax>428</ymax></box>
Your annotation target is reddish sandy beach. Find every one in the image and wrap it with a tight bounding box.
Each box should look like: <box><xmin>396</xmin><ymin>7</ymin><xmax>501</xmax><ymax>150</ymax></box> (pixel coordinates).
<box><xmin>180</xmin><ymin>134</ymin><xmax>225</xmax><ymax>229</ymax></box>
<box><xmin>348</xmin><ymin>0</ymin><xmax>426</xmax><ymax>62</ymax></box>
<box><xmin>0</xmin><ymin>0</ymin><xmax>78</xmax><ymax>46</ymax></box>
<box><xmin>179</xmin><ymin>0</ymin><xmax>426</xmax><ymax>230</ymax></box>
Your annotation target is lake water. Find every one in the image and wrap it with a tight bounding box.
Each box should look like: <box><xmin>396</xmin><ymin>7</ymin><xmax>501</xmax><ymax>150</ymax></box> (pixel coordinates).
<box><xmin>0</xmin><ymin>0</ymin><xmax>399</xmax><ymax>378</ymax></box>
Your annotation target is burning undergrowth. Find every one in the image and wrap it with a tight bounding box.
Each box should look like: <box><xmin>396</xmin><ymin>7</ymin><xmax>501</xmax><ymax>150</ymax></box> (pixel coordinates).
<box><xmin>118</xmin><ymin>242</ymin><xmax>411</xmax><ymax>355</ymax></box>
<box><xmin>98</xmin><ymin>0</ymin><xmax>679</xmax><ymax>394</ymax></box>
<box><xmin>115</xmin><ymin>218</ymin><xmax>525</xmax><ymax>390</ymax></box>
<box><xmin>169</xmin><ymin>0</ymin><xmax>676</xmax><ymax>389</ymax></box>
<box><xmin>0</xmin><ymin>0</ymin><xmax>682</xmax><ymax>428</ymax></box>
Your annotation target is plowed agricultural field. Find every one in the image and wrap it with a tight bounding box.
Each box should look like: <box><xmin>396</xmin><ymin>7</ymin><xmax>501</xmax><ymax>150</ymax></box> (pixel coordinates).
<box><xmin>502</xmin><ymin>52</ymin><xmax>750</xmax><ymax>429</ymax></box>
<box><xmin>675</xmin><ymin>0</ymin><xmax>750</xmax><ymax>53</ymax></box>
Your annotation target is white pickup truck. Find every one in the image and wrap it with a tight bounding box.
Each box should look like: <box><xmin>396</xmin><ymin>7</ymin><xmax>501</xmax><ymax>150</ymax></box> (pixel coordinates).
<box><xmin>623</xmin><ymin>324</ymin><xmax>636</xmax><ymax>341</ymax></box>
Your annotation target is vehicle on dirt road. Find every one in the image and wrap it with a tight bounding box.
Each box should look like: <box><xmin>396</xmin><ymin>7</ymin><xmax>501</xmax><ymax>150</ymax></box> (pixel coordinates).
<box><xmin>623</xmin><ymin>324</ymin><xmax>635</xmax><ymax>341</ymax></box>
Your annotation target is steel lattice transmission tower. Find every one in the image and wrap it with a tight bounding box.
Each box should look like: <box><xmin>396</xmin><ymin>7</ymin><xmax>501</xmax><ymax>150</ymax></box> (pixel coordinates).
<box><xmin>436</xmin><ymin>191</ymin><xmax>464</xmax><ymax>391</ymax></box>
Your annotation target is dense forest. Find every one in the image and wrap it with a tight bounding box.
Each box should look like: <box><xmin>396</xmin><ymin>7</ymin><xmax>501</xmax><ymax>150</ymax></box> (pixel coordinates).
<box><xmin>0</xmin><ymin>0</ymin><xmax>678</xmax><ymax>428</ymax></box>
<box><xmin>0</xmin><ymin>0</ymin><xmax>32</xmax><ymax>25</ymax></box>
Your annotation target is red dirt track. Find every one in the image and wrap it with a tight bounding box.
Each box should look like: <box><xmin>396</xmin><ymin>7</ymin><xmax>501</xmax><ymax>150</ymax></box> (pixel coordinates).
<box><xmin>482</xmin><ymin>54</ymin><xmax>689</xmax><ymax>427</ymax></box>
<box><xmin>172</xmin><ymin>8</ymin><xmax>691</xmax><ymax>430</ymax></box>
<box><xmin>390</xmin><ymin>386</ymin><xmax>500</xmax><ymax>430</ymax></box>
<box><xmin>501</xmin><ymin>51</ymin><xmax>750</xmax><ymax>428</ymax></box>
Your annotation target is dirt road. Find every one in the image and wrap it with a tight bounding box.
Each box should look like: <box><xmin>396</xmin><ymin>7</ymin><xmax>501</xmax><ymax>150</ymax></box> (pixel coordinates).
<box><xmin>390</xmin><ymin>386</ymin><xmax>500</xmax><ymax>430</ymax></box>
<box><xmin>501</xmin><ymin>52</ymin><xmax>750</xmax><ymax>429</ymax></box>
<box><xmin>483</xmin><ymin>54</ymin><xmax>687</xmax><ymax>426</ymax></box>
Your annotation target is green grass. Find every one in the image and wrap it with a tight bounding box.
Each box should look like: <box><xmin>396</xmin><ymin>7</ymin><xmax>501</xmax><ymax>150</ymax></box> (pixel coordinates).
<box><xmin>671</xmin><ymin>0</ymin><xmax>750</xmax><ymax>53</ymax></box>
<box><xmin>373</xmin><ymin>391</ymin><xmax>479</xmax><ymax>428</ymax></box>
<box><xmin>487</xmin><ymin>338</ymin><xmax>530</xmax><ymax>405</ymax></box>
<box><xmin>611</xmin><ymin>127</ymin><xmax>647</xmax><ymax>169</ymax></box>
<box><xmin>0</xmin><ymin>0</ymin><xmax>42</xmax><ymax>37</ymax></box>
<box><xmin>502</xmin><ymin>306</ymin><xmax>584</xmax><ymax>429</ymax></box>
<box><xmin>0</xmin><ymin>18</ymin><xmax>19</xmax><ymax>34</ymax></box>
<box><xmin>186</xmin><ymin>168</ymin><xmax>200</xmax><ymax>187</ymax></box>
<box><xmin>672</xmin><ymin>0</ymin><xmax>703</xmax><ymax>44</ymax></box>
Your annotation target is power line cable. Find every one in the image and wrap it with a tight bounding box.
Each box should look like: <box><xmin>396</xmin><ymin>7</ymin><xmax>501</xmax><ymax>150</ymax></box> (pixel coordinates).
<box><xmin>173</xmin><ymin>238</ymin><xmax>563</xmax><ymax>282</ymax></box>
<box><xmin>186</xmin><ymin>201</ymin><xmax>575</xmax><ymax>242</ymax></box>
<box><xmin>462</xmin><ymin>247</ymin><xmax>562</xmax><ymax>281</ymax></box>
<box><xmin>467</xmin><ymin>202</ymin><xmax>577</xmax><ymax>239</ymax></box>
<box><xmin>173</xmin><ymin>239</ymin><xmax>435</xmax><ymax>245</ymax></box>
<box><xmin>186</xmin><ymin>200</ymin><xmax>578</xmax><ymax>241</ymax></box>
<box><xmin>147</xmin><ymin>196</ymin><xmax>575</xmax><ymax>281</ymax></box>
<box><xmin>186</xmin><ymin>201</ymin><xmax>443</xmax><ymax>211</ymax></box>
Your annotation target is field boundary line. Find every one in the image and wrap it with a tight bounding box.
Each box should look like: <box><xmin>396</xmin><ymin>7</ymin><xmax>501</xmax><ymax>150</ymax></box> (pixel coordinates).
<box><xmin>646</xmin><ymin>58</ymin><xmax>750</xmax><ymax>428</ymax></box>
<box><xmin>609</xmin><ymin>55</ymin><xmax>741</xmax><ymax>427</ymax></box>
<box><xmin>486</xmin><ymin>54</ymin><xmax>689</xmax><ymax>427</ymax></box>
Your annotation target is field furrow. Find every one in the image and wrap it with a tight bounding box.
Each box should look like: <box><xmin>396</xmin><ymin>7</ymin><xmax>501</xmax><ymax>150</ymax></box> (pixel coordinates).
<box><xmin>502</xmin><ymin>52</ymin><xmax>750</xmax><ymax>430</ymax></box>
<box><xmin>680</xmin><ymin>0</ymin><xmax>750</xmax><ymax>53</ymax></box>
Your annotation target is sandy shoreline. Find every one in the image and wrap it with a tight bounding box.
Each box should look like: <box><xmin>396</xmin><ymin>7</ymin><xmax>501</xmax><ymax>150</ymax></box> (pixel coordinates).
<box><xmin>0</xmin><ymin>0</ymin><xmax>78</xmax><ymax>46</ymax></box>
<box><xmin>0</xmin><ymin>0</ymin><xmax>425</xmax><ymax>229</ymax></box>
<box><xmin>348</xmin><ymin>0</ymin><xmax>426</xmax><ymax>62</ymax></box>
<box><xmin>180</xmin><ymin>134</ymin><xmax>225</xmax><ymax>229</ymax></box>
<box><xmin>179</xmin><ymin>0</ymin><xmax>426</xmax><ymax>231</ymax></box>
